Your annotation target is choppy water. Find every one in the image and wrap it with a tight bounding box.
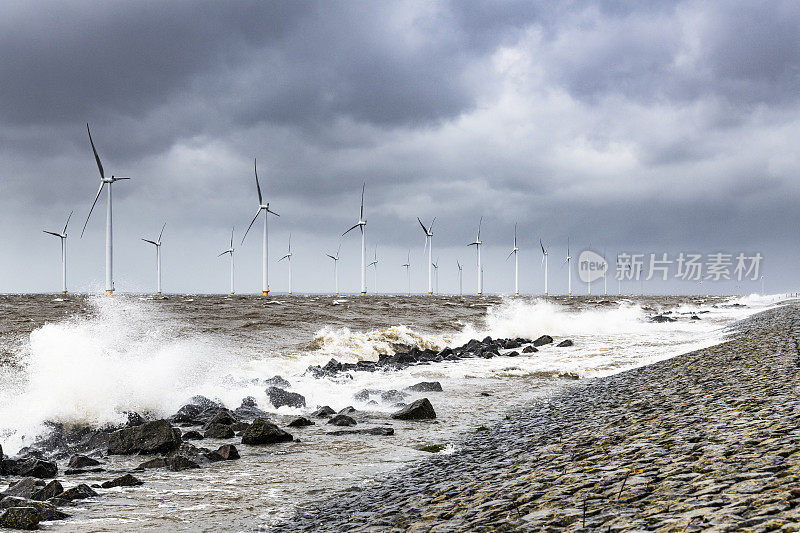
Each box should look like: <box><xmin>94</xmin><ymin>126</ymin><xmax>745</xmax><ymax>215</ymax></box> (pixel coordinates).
<box><xmin>0</xmin><ymin>293</ymin><xmax>783</xmax><ymax>531</ymax></box>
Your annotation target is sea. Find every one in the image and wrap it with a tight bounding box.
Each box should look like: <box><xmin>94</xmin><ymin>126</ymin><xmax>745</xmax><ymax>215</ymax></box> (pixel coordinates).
<box><xmin>0</xmin><ymin>293</ymin><xmax>783</xmax><ymax>531</ymax></box>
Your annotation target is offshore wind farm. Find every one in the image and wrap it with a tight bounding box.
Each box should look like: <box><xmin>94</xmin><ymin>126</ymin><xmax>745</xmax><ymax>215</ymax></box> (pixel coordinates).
<box><xmin>1</xmin><ymin>2</ymin><xmax>798</xmax><ymax>533</ymax></box>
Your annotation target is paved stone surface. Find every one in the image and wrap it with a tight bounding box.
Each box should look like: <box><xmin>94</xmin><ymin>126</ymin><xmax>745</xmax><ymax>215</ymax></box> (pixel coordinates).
<box><xmin>269</xmin><ymin>304</ymin><xmax>800</xmax><ymax>532</ymax></box>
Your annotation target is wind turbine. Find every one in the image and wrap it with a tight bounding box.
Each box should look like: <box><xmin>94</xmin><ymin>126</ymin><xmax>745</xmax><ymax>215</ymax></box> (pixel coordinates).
<box><xmin>242</xmin><ymin>159</ymin><xmax>279</xmax><ymax>296</ymax></box>
<box><xmin>218</xmin><ymin>228</ymin><xmax>235</xmax><ymax>295</ymax></box>
<box><xmin>467</xmin><ymin>217</ymin><xmax>483</xmax><ymax>296</ymax></box>
<box><xmin>367</xmin><ymin>245</ymin><xmax>378</xmax><ymax>295</ymax></box>
<box><xmin>564</xmin><ymin>237</ymin><xmax>572</xmax><ymax>297</ymax></box>
<box><xmin>457</xmin><ymin>260</ymin><xmax>463</xmax><ymax>297</ymax></box>
<box><xmin>418</xmin><ymin>217</ymin><xmax>435</xmax><ymax>295</ymax></box>
<box><xmin>342</xmin><ymin>183</ymin><xmax>367</xmax><ymax>296</ymax></box>
<box><xmin>540</xmin><ymin>238</ymin><xmax>549</xmax><ymax>297</ymax></box>
<box><xmin>81</xmin><ymin>124</ymin><xmax>130</xmax><ymax>296</ymax></box>
<box><xmin>401</xmin><ymin>250</ymin><xmax>410</xmax><ymax>296</ymax></box>
<box><xmin>141</xmin><ymin>223</ymin><xmax>166</xmax><ymax>296</ymax></box>
<box><xmin>326</xmin><ymin>243</ymin><xmax>341</xmax><ymax>296</ymax></box>
<box><xmin>432</xmin><ymin>256</ymin><xmax>439</xmax><ymax>295</ymax></box>
<box><xmin>43</xmin><ymin>211</ymin><xmax>73</xmax><ymax>294</ymax></box>
<box><xmin>507</xmin><ymin>223</ymin><xmax>519</xmax><ymax>296</ymax></box>
<box><xmin>278</xmin><ymin>234</ymin><xmax>293</xmax><ymax>295</ymax></box>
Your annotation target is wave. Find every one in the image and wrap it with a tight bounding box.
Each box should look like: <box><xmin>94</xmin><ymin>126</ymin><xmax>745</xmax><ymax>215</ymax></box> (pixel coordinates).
<box><xmin>308</xmin><ymin>325</ymin><xmax>447</xmax><ymax>362</ymax></box>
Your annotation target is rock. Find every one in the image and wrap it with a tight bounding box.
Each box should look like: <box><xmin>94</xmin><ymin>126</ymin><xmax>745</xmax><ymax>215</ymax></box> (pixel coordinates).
<box><xmin>167</xmin><ymin>455</ymin><xmax>200</xmax><ymax>472</ymax></box>
<box><xmin>182</xmin><ymin>430</ymin><xmax>204</xmax><ymax>440</ymax></box>
<box><xmin>353</xmin><ymin>389</ymin><xmax>379</xmax><ymax>401</ymax></box>
<box><xmin>64</xmin><ymin>468</ymin><xmax>103</xmax><ymax>475</ymax></box>
<box><xmin>380</xmin><ymin>390</ymin><xmax>408</xmax><ymax>403</ymax></box>
<box><xmin>533</xmin><ymin>335</ymin><xmax>553</xmax><ymax>347</ymax></box>
<box><xmin>107</xmin><ymin>419</ymin><xmax>181</xmax><ymax>455</ymax></box>
<box><xmin>214</xmin><ymin>444</ymin><xmax>240</xmax><ymax>461</ymax></box>
<box><xmin>327</xmin><ymin>427</ymin><xmax>394</xmax><ymax>436</ymax></box>
<box><xmin>30</xmin><ymin>480</ymin><xmax>63</xmax><ymax>501</ymax></box>
<box><xmin>136</xmin><ymin>458</ymin><xmax>166</xmax><ymax>470</ymax></box>
<box><xmin>522</xmin><ymin>345</ymin><xmax>538</xmax><ymax>353</ymax></box>
<box><xmin>56</xmin><ymin>483</ymin><xmax>97</xmax><ymax>502</ymax></box>
<box><xmin>101</xmin><ymin>474</ymin><xmax>143</xmax><ymax>489</ymax></box>
<box><xmin>266</xmin><ymin>387</ymin><xmax>306</xmax><ymax>409</ymax></box>
<box><xmin>233</xmin><ymin>400</ymin><xmax>267</xmax><ymax>421</ymax></box>
<box><xmin>338</xmin><ymin>406</ymin><xmax>358</xmax><ymax>416</ymax></box>
<box><xmin>264</xmin><ymin>375</ymin><xmax>291</xmax><ymax>388</ymax></box>
<box><xmin>0</xmin><ymin>498</ymin><xmax>67</xmax><ymax>521</ymax></box>
<box><xmin>506</xmin><ymin>351</ymin><xmax>520</xmax><ymax>357</ymax></box>
<box><xmin>169</xmin><ymin>396</ymin><xmax>223</xmax><ymax>425</ymax></box>
<box><xmin>482</xmin><ymin>336</ymin><xmax>493</xmax><ymax>344</ymax></box>
<box><xmin>311</xmin><ymin>406</ymin><xmax>336</xmax><ymax>418</ymax></box>
<box><xmin>5</xmin><ymin>459</ymin><xmax>58</xmax><ymax>479</ymax></box>
<box><xmin>691</xmin><ymin>314</ymin><xmax>701</xmax><ymax>320</ymax></box>
<box><xmin>0</xmin><ymin>507</ymin><xmax>39</xmax><ymax>530</ymax></box>
<box><xmin>125</xmin><ymin>412</ymin><xmax>147</xmax><ymax>427</ymax></box>
<box><xmin>556</xmin><ymin>339</ymin><xmax>574</xmax><ymax>347</ymax></box>
<box><xmin>287</xmin><ymin>417</ymin><xmax>314</xmax><ymax>428</ymax></box>
<box><xmin>327</xmin><ymin>415</ymin><xmax>357</xmax><ymax>427</ymax></box>
<box><xmin>67</xmin><ymin>455</ymin><xmax>101</xmax><ymax>469</ymax></box>
<box><xmin>3</xmin><ymin>478</ymin><xmax>39</xmax><ymax>499</ymax></box>
<box><xmin>231</xmin><ymin>421</ymin><xmax>250</xmax><ymax>432</ymax></box>
<box><xmin>651</xmin><ymin>314</ymin><xmax>677</xmax><ymax>323</ymax></box>
<box><xmin>202</xmin><ymin>409</ymin><xmax>239</xmax><ymax>430</ymax></box>
<box><xmin>241</xmin><ymin>418</ymin><xmax>293</xmax><ymax>445</ymax></box>
<box><xmin>405</xmin><ymin>381</ymin><xmax>444</xmax><ymax>392</ymax></box>
<box><xmin>391</xmin><ymin>398</ymin><xmax>436</xmax><ymax>420</ymax></box>
<box><xmin>204</xmin><ymin>424</ymin><xmax>235</xmax><ymax>439</ymax></box>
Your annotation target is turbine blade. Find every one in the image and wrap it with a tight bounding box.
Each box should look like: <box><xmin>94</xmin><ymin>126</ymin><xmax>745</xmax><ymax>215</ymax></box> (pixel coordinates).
<box><xmin>86</xmin><ymin>123</ymin><xmax>104</xmax><ymax>181</ymax></box>
<box><xmin>81</xmin><ymin>181</ymin><xmax>105</xmax><ymax>238</ymax></box>
<box><xmin>142</xmin><ymin>239</ymin><xmax>157</xmax><ymax>245</ymax></box>
<box><xmin>430</xmin><ymin>217</ymin><xmax>436</xmax><ymax>233</ymax></box>
<box><xmin>63</xmin><ymin>211</ymin><xmax>73</xmax><ymax>234</ymax></box>
<box><xmin>241</xmin><ymin>209</ymin><xmax>261</xmax><ymax>244</ymax></box>
<box><xmin>254</xmin><ymin>158</ymin><xmax>263</xmax><ymax>205</ymax></box>
<box><xmin>218</xmin><ymin>250</ymin><xmax>230</xmax><ymax>257</ymax></box>
<box><xmin>514</xmin><ymin>223</ymin><xmax>517</xmax><ymax>247</ymax></box>
<box><xmin>43</xmin><ymin>230</ymin><xmax>61</xmax><ymax>237</ymax></box>
<box><xmin>278</xmin><ymin>254</ymin><xmax>289</xmax><ymax>262</ymax></box>
<box><xmin>540</xmin><ymin>238</ymin><xmax>546</xmax><ymax>255</ymax></box>
<box><xmin>114</xmin><ymin>177</ymin><xmax>130</xmax><ymax>180</ymax></box>
<box><xmin>342</xmin><ymin>223</ymin><xmax>359</xmax><ymax>236</ymax></box>
<box><xmin>417</xmin><ymin>217</ymin><xmax>428</xmax><ymax>234</ymax></box>
<box><xmin>326</xmin><ymin>254</ymin><xmax>336</xmax><ymax>260</ymax></box>
<box><xmin>337</xmin><ymin>241</ymin><xmax>342</xmax><ymax>258</ymax></box>
<box><xmin>477</xmin><ymin>216</ymin><xmax>483</xmax><ymax>240</ymax></box>
<box><xmin>230</xmin><ymin>227</ymin><xmax>234</xmax><ymax>249</ymax></box>
<box><xmin>267</xmin><ymin>208</ymin><xmax>280</xmax><ymax>217</ymax></box>
<box><xmin>507</xmin><ymin>249</ymin><xmax>514</xmax><ymax>260</ymax></box>
<box><xmin>360</xmin><ymin>182</ymin><xmax>365</xmax><ymax>220</ymax></box>
<box><xmin>158</xmin><ymin>222</ymin><xmax>166</xmax><ymax>242</ymax></box>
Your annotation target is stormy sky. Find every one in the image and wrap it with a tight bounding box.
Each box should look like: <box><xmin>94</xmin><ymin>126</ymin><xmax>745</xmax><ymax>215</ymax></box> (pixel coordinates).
<box><xmin>1</xmin><ymin>0</ymin><xmax>798</xmax><ymax>295</ymax></box>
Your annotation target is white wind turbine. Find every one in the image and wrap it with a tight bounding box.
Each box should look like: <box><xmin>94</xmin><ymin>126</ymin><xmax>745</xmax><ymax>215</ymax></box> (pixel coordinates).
<box><xmin>342</xmin><ymin>183</ymin><xmax>367</xmax><ymax>296</ymax></box>
<box><xmin>564</xmin><ymin>237</ymin><xmax>572</xmax><ymax>296</ymax></box>
<box><xmin>141</xmin><ymin>223</ymin><xmax>166</xmax><ymax>296</ymax></box>
<box><xmin>242</xmin><ymin>159</ymin><xmax>279</xmax><ymax>296</ymax></box>
<box><xmin>43</xmin><ymin>211</ymin><xmax>73</xmax><ymax>295</ymax></box>
<box><xmin>367</xmin><ymin>245</ymin><xmax>378</xmax><ymax>295</ymax></box>
<box><xmin>218</xmin><ymin>227</ymin><xmax>235</xmax><ymax>295</ymax></box>
<box><xmin>81</xmin><ymin>124</ymin><xmax>130</xmax><ymax>296</ymax></box>
<box><xmin>432</xmin><ymin>256</ymin><xmax>440</xmax><ymax>295</ymax></box>
<box><xmin>457</xmin><ymin>260</ymin><xmax>463</xmax><ymax>297</ymax></box>
<box><xmin>401</xmin><ymin>250</ymin><xmax>410</xmax><ymax>296</ymax></box>
<box><xmin>507</xmin><ymin>223</ymin><xmax>519</xmax><ymax>296</ymax></box>
<box><xmin>418</xmin><ymin>217</ymin><xmax>435</xmax><ymax>295</ymax></box>
<box><xmin>540</xmin><ymin>238</ymin><xmax>549</xmax><ymax>297</ymax></box>
<box><xmin>467</xmin><ymin>217</ymin><xmax>483</xmax><ymax>296</ymax></box>
<box><xmin>326</xmin><ymin>242</ymin><xmax>342</xmax><ymax>296</ymax></box>
<box><xmin>278</xmin><ymin>234</ymin><xmax>293</xmax><ymax>295</ymax></box>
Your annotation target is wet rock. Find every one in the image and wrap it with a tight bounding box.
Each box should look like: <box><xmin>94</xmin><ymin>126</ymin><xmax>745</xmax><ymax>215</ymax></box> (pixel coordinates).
<box><xmin>506</xmin><ymin>350</ymin><xmax>520</xmax><ymax>357</ymax></box>
<box><xmin>233</xmin><ymin>399</ymin><xmax>267</xmax><ymax>421</ymax></box>
<box><xmin>204</xmin><ymin>424</ymin><xmax>235</xmax><ymax>439</ymax></box>
<box><xmin>67</xmin><ymin>455</ymin><xmax>101</xmax><ymax>469</ymax></box>
<box><xmin>241</xmin><ymin>418</ymin><xmax>293</xmax><ymax>445</ymax></box>
<box><xmin>30</xmin><ymin>480</ymin><xmax>63</xmax><ymax>501</ymax></box>
<box><xmin>353</xmin><ymin>389</ymin><xmax>380</xmax><ymax>401</ymax></box>
<box><xmin>311</xmin><ymin>406</ymin><xmax>336</xmax><ymax>418</ymax></box>
<box><xmin>0</xmin><ymin>498</ymin><xmax>68</xmax><ymax>521</ymax></box>
<box><xmin>691</xmin><ymin>314</ymin><xmax>701</xmax><ymax>320</ymax></box>
<box><xmin>338</xmin><ymin>406</ymin><xmax>358</xmax><ymax>416</ymax></box>
<box><xmin>327</xmin><ymin>415</ymin><xmax>357</xmax><ymax>427</ymax></box>
<box><xmin>482</xmin><ymin>336</ymin><xmax>493</xmax><ymax>344</ymax></box>
<box><xmin>288</xmin><ymin>417</ymin><xmax>314</xmax><ymax>428</ymax></box>
<box><xmin>214</xmin><ymin>444</ymin><xmax>240</xmax><ymax>461</ymax></box>
<box><xmin>328</xmin><ymin>427</ymin><xmax>394</xmax><ymax>436</ymax></box>
<box><xmin>522</xmin><ymin>345</ymin><xmax>538</xmax><ymax>353</ymax></box>
<box><xmin>101</xmin><ymin>474</ymin><xmax>143</xmax><ymax>489</ymax></box>
<box><xmin>169</xmin><ymin>396</ymin><xmax>223</xmax><ymax>426</ymax></box>
<box><xmin>202</xmin><ymin>409</ymin><xmax>238</xmax><ymax>430</ymax></box>
<box><xmin>380</xmin><ymin>390</ymin><xmax>408</xmax><ymax>403</ymax></box>
<box><xmin>557</xmin><ymin>339</ymin><xmax>574</xmax><ymax>347</ymax></box>
<box><xmin>2</xmin><ymin>478</ymin><xmax>39</xmax><ymax>499</ymax></box>
<box><xmin>651</xmin><ymin>314</ymin><xmax>677</xmax><ymax>323</ymax></box>
<box><xmin>231</xmin><ymin>422</ymin><xmax>250</xmax><ymax>432</ymax></box>
<box><xmin>56</xmin><ymin>483</ymin><xmax>97</xmax><ymax>502</ymax></box>
<box><xmin>264</xmin><ymin>375</ymin><xmax>291</xmax><ymax>388</ymax></box>
<box><xmin>0</xmin><ymin>507</ymin><xmax>39</xmax><ymax>530</ymax></box>
<box><xmin>533</xmin><ymin>335</ymin><xmax>554</xmax><ymax>347</ymax></box>
<box><xmin>405</xmin><ymin>381</ymin><xmax>443</xmax><ymax>392</ymax></box>
<box><xmin>135</xmin><ymin>458</ymin><xmax>166</xmax><ymax>470</ymax></box>
<box><xmin>5</xmin><ymin>459</ymin><xmax>57</xmax><ymax>479</ymax></box>
<box><xmin>64</xmin><ymin>467</ymin><xmax>103</xmax><ymax>475</ymax></box>
<box><xmin>266</xmin><ymin>387</ymin><xmax>306</xmax><ymax>409</ymax></box>
<box><xmin>107</xmin><ymin>419</ymin><xmax>181</xmax><ymax>455</ymax></box>
<box><xmin>182</xmin><ymin>431</ymin><xmax>204</xmax><ymax>441</ymax></box>
<box><xmin>391</xmin><ymin>398</ymin><xmax>436</xmax><ymax>420</ymax></box>
<box><xmin>125</xmin><ymin>412</ymin><xmax>147</xmax><ymax>427</ymax></box>
<box><xmin>167</xmin><ymin>455</ymin><xmax>200</xmax><ymax>472</ymax></box>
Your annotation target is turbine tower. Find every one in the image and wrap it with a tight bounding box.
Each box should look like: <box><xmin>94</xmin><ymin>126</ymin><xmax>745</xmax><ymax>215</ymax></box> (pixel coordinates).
<box><xmin>565</xmin><ymin>237</ymin><xmax>572</xmax><ymax>297</ymax></box>
<box><xmin>326</xmin><ymin>243</ymin><xmax>341</xmax><ymax>296</ymax></box>
<box><xmin>457</xmin><ymin>260</ymin><xmax>463</xmax><ymax>297</ymax></box>
<box><xmin>141</xmin><ymin>223</ymin><xmax>166</xmax><ymax>296</ymax></box>
<box><xmin>540</xmin><ymin>238</ymin><xmax>549</xmax><ymax>297</ymax></box>
<box><xmin>342</xmin><ymin>183</ymin><xmax>367</xmax><ymax>296</ymax></box>
<box><xmin>507</xmin><ymin>223</ymin><xmax>519</xmax><ymax>296</ymax></box>
<box><xmin>81</xmin><ymin>124</ymin><xmax>130</xmax><ymax>296</ymax></box>
<box><xmin>43</xmin><ymin>211</ymin><xmax>73</xmax><ymax>294</ymax></box>
<box><xmin>278</xmin><ymin>234</ymin><xmax>293</xmax><ymax>295</ymax></box>
<box><xmin>367</xmin><ymin>245</ymin><xmax>378</xmax><ymax>295</ymax></box>
<box><xmin>418</xmin><ymin>217</ymin><xmax>435</xmax><ymax>295</ymax></box>
<box><xmin>467</xmin><ymin>217</ymin><xmax>483</xmax><ymax>296</ymax></box>
<box><xmin>432</xmin><ymin>256</ymin><xmax>439</xmax><ymax>295</ymax></box>
<box><xmin>218</xmin><ymin>227</ymin><xmax>235</xmax><ymax>295</ymax></box>
<box><xmin>242</xmin><ymin>159</ymin><xmax>279</xmax><ymax>296</ymax></box>
<box><xmin>401</xmin><ymin>250</ymin><xmax>410</xmax><ymax>296</ymax></box>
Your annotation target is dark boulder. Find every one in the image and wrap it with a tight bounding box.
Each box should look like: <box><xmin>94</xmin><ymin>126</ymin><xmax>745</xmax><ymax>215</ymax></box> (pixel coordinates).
<box><xmin>64</xmin><ymin>467</ymin><xmax>104</xmax><ymax>475</ymax></box>
<box><xmin>556</xmin><ymin>339</ymin><xmax>574</xmax><ymax>347</ymax></box>
<box><xmin>2</xmin><ymin>478</ymin><xmax>39</xmax><ymax>499</ymax></box>
<box><xmin>504</xmin><ymin>339</ymin><xmax>522</xmax><ymax>349</ymax></box>
<box><xmin>353</xmin><ymin>389</ymin><xmax>379</xmax><ymax>401</ymax></box>
<box><xmin>30</xmin><ymin>480</ymin><xmax>63</xmax><ymax>501</ymax></box>
<box><xmin>651</xmin><ymin>314</ymin><xmax>677</xmax><ymax>323</ymax></box>
<box><xmin>533</xmin><ymin>335</ymin><xmax>553</xmax><ymax>347</ymax></box>
<box><xmin>214</xmin><ymin>444</ymin><xmax>240</xmax><ymax>461</ymax></box>
<box><xmin>287</xmin><ymin>417</ymin><xmax>314</xmax><ymax>428</ymax></box>
<box><xmin>6</xmin><ymin>459</ymin><xmax>57</xmax><ymax>479</ymax></box>
<box><xmin>506</xmin><ymin>351</ymin><xmax>520</xmax><ymax>357</ymax></box>
<box><xmin>241</xmin><ymin>418</ymin><xmax>293</xmax><ymax>445</ymax></box>
<box><xmin>263</xmin><ymin>375</ymin><xmax>291</xmax><ymax>388</ymax></box>
<box><xmin>107</xmin><ymin>419</ymin><xmax>181</xmax><ymax>455</ymax></box>
<box><xmin>690</xmin><ymin>315</ymin><xmax>701</xmax><ymax>320</ymax></box>
<box><xmin>0</xmin><ymin>507</ymin><xmax>39</xmax><ymax>530</ymax></box>
<box><xmin>338</xmin><ymin>406</ymin><xmax>357</xmax><ymax>416</ymax></box>
<box><xmin>101</xmin><ymin>474</ymin><xmax>143</xmax><ymax>489</ymax></box>
<box><xmin>202</xmin><ymin>409</ymin><xmax>238</xmax><ymax>430</ymax></box>
<box><xmin>125</xmin><ymin>412</ymin><xmax>147</xmax><ymax>427</ymax></box>
<box><xmin>327</xmin><ymin>415</ymin><xmax>357</xmax><ymax>427</ymax></box>
<box><xmin>266</xmin><ymin>387</ymin><xmax>306</xmax><ymax>409</ymax></box>
<box><xmin>0</xmin><ymin>498</ymin><xmax>68</xmax><ymax>521</ymax></box>
<box><xmin>233</xmin><ymin>399</ymin><xmax>267</xmax><ymax>421</ymax></box>
<box><xmin>56</xmin><ymin>483</ymin><xmax>97</xmax><ymax>502</ymax></box>
<box><xmin>167</xmin><ymin>455</ymin><xmax>200</xmax><ymax>472</ymax></box>
<box><xmin>522</xmin><ymin>345</ymin><xmax>538</xmax><ymax>353</ymax></box>
<box><xmin>481</xmin><ymin>336</ymin><xmax>493</xmax><ymax>344</ymax></box>
<box><xmin>391</xmin><ymin>398</ymin><xmax>436</xmax><ymax>420</ymax></box>
<box><xmin>231</xmin><ymin>422</ymin><xmax>250</xmax><ymax>433</ymax></box>
<box><xmin>135</xmin><ymin>458</ymin><xmax>166</xmax><ymax>470</ymax></box>
<box><xmin>67</xmin><ymin>455</ymin><xmax>101</xmax><ymax>469</ymax></box>
<box><xmin>203</xmin><ymin>424</ymin><xmax>235</xmax><ymax>439</ymax></box>
<box><xmin>310</xmin><ymin>406</ymin><xmax>335</xmax><ymax>418</ymax></box>
<box><xmin>169</xmin><ymin>396</ymin><xmax>223</xmax><ymax>426</ymax></box>
<box><xmin>405</xmin><ymin>381</ymin><xmax>443</xmax><ymax>392</ymax></box>
<box><xmin>182</xmin><ymin>431</ymin><xmax>204</xmax><ymax>441</ymax></box>
<box><xmin>380</xmin><ymin>390</ymin><xmax>408</xmax><ymax>403</ymax></box>
<box><xmin>327</xmin><ymin>427</ymin><xmax>394</xmax><ymax>436</ymax></box>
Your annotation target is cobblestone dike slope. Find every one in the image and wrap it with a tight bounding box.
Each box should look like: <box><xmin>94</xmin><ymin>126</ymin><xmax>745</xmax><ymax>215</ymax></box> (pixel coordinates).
<box><xmin>270</xmin><ymin>303</ymin><xmax>800</xmax><ymax>532</ymax></box>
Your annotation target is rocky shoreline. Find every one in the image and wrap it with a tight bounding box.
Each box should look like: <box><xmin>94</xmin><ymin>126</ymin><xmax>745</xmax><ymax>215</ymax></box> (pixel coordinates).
<box><xmin>268</xmin><ymin>303</ymin><xmax>800</xmax><ymax>532</ymax></box>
